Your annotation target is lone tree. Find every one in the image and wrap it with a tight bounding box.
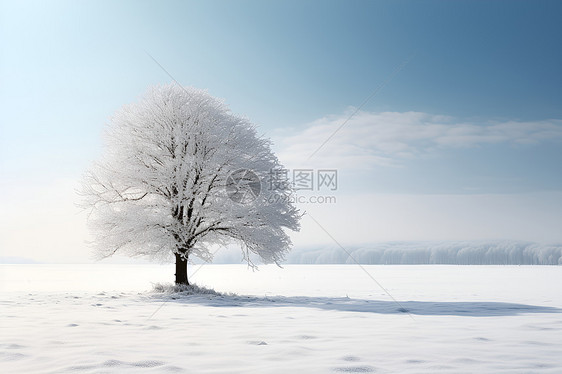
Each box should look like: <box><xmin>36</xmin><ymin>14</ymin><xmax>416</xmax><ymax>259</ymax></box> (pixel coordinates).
<box><xmin>81</xmin><ymin>84</ymin><xmax>301</xmax><ymax>285</ymax></box>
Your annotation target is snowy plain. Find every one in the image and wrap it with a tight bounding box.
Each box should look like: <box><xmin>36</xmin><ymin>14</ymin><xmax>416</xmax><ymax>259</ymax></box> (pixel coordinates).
<box><xmin>1</xmin><ymin>264</ymin><xmax>561</xmax><ymax>373</ymax></box>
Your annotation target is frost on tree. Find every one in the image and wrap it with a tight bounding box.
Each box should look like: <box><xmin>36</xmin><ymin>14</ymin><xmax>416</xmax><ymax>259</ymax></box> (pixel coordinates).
<box><xmin>81</xmin><ymin>84</ymin><xmax>301</xmax><ymax>285</ymax></box>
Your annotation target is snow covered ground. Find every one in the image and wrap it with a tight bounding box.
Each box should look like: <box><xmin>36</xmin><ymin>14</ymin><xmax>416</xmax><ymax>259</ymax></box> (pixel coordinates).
<box><xmin>1</xmin><ymin>264</ymin><xmax>561</xmax><ymax>373</ymax></box>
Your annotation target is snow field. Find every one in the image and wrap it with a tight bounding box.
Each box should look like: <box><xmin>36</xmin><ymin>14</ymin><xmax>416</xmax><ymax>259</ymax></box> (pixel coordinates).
<box><xmin>1</xmin><ymin>265</ymin><xmax>561</xmax><ymax>373</ymax></box>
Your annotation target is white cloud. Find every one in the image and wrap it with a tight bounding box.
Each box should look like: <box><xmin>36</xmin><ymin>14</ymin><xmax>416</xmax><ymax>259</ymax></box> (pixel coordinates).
<box><xmin>274</xmin><ymin>110</ymin><xmax>562</xmax><ymax>169</ymax></box>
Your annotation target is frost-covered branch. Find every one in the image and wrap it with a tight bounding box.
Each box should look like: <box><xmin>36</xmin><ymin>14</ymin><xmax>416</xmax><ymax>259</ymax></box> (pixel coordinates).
<box><xmin>80</xmin><ymin>84</ymin><xmax>301</xmax><ymax>275</ymax></box>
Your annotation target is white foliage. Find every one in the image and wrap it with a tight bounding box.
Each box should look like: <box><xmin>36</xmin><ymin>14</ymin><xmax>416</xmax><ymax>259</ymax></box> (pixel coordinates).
<box><xmin>81</xmin><ymin>84</ymin><xmax>301</xmax><ymax>264</ymax></box>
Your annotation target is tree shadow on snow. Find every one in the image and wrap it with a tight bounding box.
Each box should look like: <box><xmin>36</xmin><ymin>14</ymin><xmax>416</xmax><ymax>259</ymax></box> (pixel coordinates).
<box><xmin>150</xmin><ymin>287</ymin><xmax>561</xmax><ymax>317</ymax></box>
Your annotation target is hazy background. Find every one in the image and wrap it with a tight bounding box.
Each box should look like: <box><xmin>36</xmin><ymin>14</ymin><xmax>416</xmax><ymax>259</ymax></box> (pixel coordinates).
<box><xmin>1</xmin><ymin>0</ymin><xmax>562</xmax><ymax>263</ymax></box>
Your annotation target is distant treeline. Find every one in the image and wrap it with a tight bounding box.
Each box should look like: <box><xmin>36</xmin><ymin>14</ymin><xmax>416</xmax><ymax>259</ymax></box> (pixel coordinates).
<box><xmin>281</xmin><ymin>241</ymin><xmax>562</xmax><ymax>265</ymax></box>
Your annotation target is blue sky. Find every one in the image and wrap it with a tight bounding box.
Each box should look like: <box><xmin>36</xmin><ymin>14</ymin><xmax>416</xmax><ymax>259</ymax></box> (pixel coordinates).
<box><xmin>1</xmin><ymin>0</ymin><xmax>562</xmax><ymax>262</ymax></box>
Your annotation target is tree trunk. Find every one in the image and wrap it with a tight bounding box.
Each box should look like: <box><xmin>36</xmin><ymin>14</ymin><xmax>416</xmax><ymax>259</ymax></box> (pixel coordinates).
<box><xmin>175</xmin><ymin>253</ymin><xmax>189</xmax><ymax>285</ymax></box>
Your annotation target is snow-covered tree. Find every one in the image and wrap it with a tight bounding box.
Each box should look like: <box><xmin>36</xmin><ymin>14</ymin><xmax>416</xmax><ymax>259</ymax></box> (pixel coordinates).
<box><xmin>81</xmin><ymin>84</ymin><xmax>301</xmax><ymax>284</ymax></box>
